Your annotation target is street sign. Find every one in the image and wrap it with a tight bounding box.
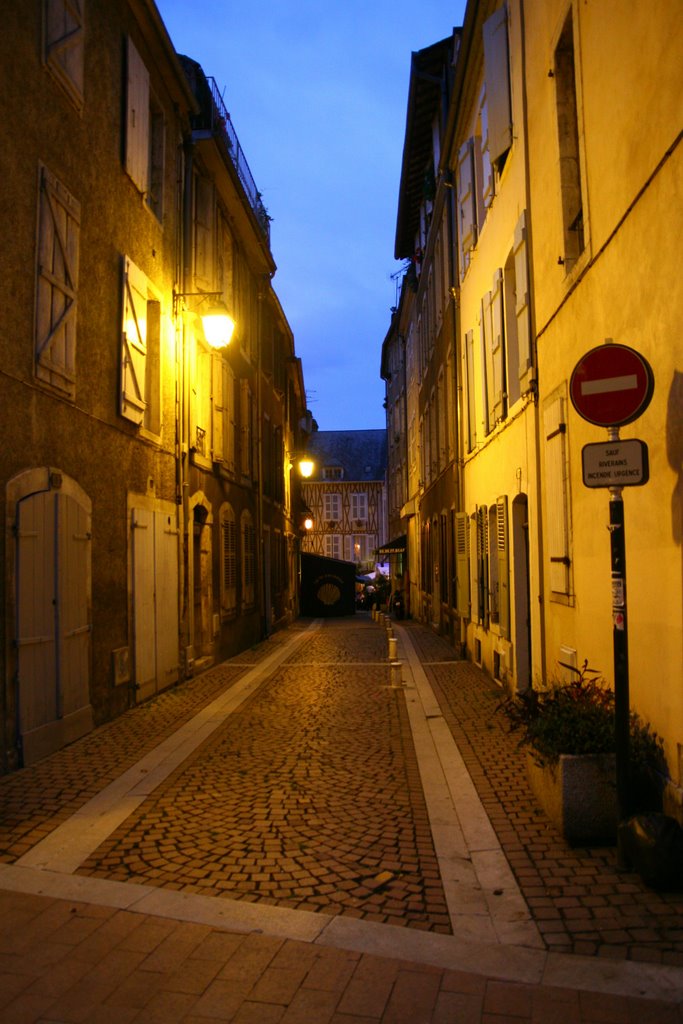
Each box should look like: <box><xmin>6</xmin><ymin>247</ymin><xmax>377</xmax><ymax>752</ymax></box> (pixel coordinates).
<box><xmin>570</xmin><ymin>343</ymin><xmax>654</xmax><ymax>427</ymax></box>
<box><xmin>582</xmin><ymin>439</ymin><xmax>649</xmax><ymax>488</ymax></box>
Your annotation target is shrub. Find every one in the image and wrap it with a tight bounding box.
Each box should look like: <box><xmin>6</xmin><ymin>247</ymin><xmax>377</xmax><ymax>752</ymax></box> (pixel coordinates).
<box><xmin>498</xmin><ymin>661</ymin><xmax>666</xmax><ymax>810</ymax></box>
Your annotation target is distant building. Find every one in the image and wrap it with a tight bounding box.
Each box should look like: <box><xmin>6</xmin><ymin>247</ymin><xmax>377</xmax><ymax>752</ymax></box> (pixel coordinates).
<box><xmin>301</xmin><ymin>430</ymin><xmax>387</xmax><ymax>571</ymax></box>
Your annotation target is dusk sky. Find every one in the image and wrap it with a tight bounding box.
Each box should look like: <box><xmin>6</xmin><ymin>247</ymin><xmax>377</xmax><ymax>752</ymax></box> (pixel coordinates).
<box><xmin>156</xmin><ymin>1</ymin><xmax>467</xmax><ymax>430</ymax></box>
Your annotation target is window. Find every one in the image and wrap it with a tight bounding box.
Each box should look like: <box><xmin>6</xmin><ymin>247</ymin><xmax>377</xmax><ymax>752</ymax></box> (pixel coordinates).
<box><xmin>323</xmin><ymin>466</ymin><xmax>343</xmax><ymax>480</ymax></box>
<box><xmin>120</xmin><ymin>256</ymin><xmax>161</xmax><ymax>435</ymax></box>
<box><xmin>543</xmin><ymin>393</ymin><xmax>572</xmax><ymax>596</ymax></box>
<box><xmin>220</xmin><ymin>503</ymin><xmax>237</xmax><ymax>616</ymax></box>
<box><xmin>324</xmin><ymin>535</ymin><xmax>341</xmax><ymax>559</ymax></box>
<box><xmin>438</xmin><ymin>369</ymin><xmax>447</xmax><ymax>470</ymax></box>
<box><xmin>323</xmin><ymin>493</ymin><xmax>341</xmax><ymax>523</ymax></box>
<box><xmin>190</xmin><ymin>336</ymin><xmax>211</xmax><ymax>458</ymax></box>
<box><xmin>211</xmin><ymin>356</ymin><xmax>236</xmax><ymax>471</ymax></box>
<box><xmin>35</xmin><ymin>165</ymin><xmax>80</xmax><ymax>398</ymax></box>
<box><xmin>347</xmin><ymin>535</ymin><xmax>370</xmax><ymax>563</ymax></box>
<box><xmin>194</xmin><ymin>174</ymin><xmax>215</xmax><ymax>289</ymax></box>
<box><xmin>43</xmin><ymin>0</ymin><xmax>84</xmax><ymax>111</ymax></box>
<box><xmin>241</xmin><ymin>510</ymin><xmax>256</xmax><ymax>609</ymax></box>
<box><xmin>240</xmin><ymin>380</ymin><xmax>253</xmax><ymax>479</ymax></box>
<box><xmin>350</xmin><ymin>492</ymin><xmax>367</xmax><ymax>524</ymax></box>
<box><xmin>147</xmin><ymin>93</ymin><xmax>165</xmax><ymax>220</ymax></box>
<box><xmin>554</xmin><ymin>10</ymin><xmax>585</xmax><ymax>269</ymax></box>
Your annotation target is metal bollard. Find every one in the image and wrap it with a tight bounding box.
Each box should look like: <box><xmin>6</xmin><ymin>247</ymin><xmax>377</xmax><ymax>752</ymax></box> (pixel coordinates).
<box><xmin>390</xmin><ymin>660</ymin><xmax>403</xmax><ymax>687</ymax></box>
<box><xmin>388</xmin><ymin>636</ymin><xmax>397</xmax><ymax>660</ymax></box>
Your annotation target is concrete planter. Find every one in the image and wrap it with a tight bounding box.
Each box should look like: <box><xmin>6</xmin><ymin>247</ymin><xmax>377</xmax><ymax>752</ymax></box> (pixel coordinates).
<box><xmin>526</xmin><ymin>750</ymin><xmax>618</xmax><ymax>845</ymax></box>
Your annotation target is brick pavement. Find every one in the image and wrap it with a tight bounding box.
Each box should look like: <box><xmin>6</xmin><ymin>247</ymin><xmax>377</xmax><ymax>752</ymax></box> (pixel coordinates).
<box><xmin>1</xmin><ymin>888</ymin><xmax>681</xmax><ymax>1023</ymax></box>
<box><xmin>0</xmin><ymin>615</ymin><xmax>682</xmax><ymax>1022</ymax></box>
<box><xmin>402</xmin><ymin>622</ymin><xmax>683</xmax><ymax>967</ymax></box>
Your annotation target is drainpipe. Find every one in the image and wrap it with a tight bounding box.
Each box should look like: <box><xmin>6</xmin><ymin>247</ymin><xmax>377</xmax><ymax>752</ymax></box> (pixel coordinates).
<box><xmin>178</xmin><ymin>134</ymin><xmax>194</xmax><ymax>669</ymax></box>
<box><xmin>256</xmin><ymin>280</ymin><xmax>267</xmax><ymax>638</ymax></box>
<box><xmin>519</xmin><ymin>0</ymin><xmax>547</xmax><ymax>686</ymax></box>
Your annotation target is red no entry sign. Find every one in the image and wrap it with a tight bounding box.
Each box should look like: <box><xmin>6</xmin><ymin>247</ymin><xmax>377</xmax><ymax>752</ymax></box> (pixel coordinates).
<box><xmin>570</xmin><ymin>343</ymin><xmax>654</xmax><ymax>427</ymax></box>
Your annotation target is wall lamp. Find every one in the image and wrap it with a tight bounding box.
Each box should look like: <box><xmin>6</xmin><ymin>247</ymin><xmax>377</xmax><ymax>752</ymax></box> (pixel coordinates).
<box><xmin>288</xmin><ymin>453</ymin><xmax>315</xmax><ymax>478</ymax></box>
<box><xmin>174</xmin><ymin>291</ymin><xmax>236</xmax><ymax>349</ymax></box>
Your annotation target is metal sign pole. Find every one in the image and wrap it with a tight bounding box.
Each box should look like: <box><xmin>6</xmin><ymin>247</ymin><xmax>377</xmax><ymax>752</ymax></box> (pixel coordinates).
<box><xmin>608</xmin><ymin>430</ymin><xmax>630</xmax><ymax>823</ymax></box>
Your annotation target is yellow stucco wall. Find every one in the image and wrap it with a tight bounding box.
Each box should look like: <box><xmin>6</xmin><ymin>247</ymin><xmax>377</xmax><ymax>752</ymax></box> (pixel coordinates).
<box><xmin>526</xmin><ymin>0</ymin><xmax>683</xmax><ymax>792</ymax></box>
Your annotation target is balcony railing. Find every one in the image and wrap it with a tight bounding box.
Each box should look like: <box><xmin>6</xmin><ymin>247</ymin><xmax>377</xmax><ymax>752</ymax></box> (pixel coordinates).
<box><xmin>201</xmin><ymin>76</ymin><xmax>271</xmax><ymax>244</ymax></box>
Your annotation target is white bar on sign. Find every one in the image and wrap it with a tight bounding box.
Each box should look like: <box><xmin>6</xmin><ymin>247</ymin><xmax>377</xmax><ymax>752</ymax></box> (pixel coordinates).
<box><xmin>581</xmin><ymin>374</ymin><xmax>638</xmax><ymax>396</ymax></box>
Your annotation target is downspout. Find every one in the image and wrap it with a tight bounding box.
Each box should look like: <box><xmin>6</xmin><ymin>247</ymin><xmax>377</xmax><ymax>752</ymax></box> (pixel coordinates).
<box><xmin>446</xmin><ymin>183</ymin><xmax>466</xmax><ymax>652</ymax></box>
<box><xmin>519</xmin><ymin>0</ymin><xmax>547</xmax><ymax>686</ymax></box>
<box><xmin>179</xmin><ymin>134</ymin><xmax>194</xmax><ymax>669</ymax></box>
<box><xmin>256</xmin><ymin>281</ymin><xmax>266</xmax><ymax>637</ymax></box>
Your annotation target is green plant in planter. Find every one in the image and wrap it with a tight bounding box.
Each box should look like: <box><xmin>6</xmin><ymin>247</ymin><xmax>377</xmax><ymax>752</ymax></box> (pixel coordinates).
<box><xmin>499</xmin><ymin>661</ymin><xmax>666</xmax><ymax>812</ymax></box>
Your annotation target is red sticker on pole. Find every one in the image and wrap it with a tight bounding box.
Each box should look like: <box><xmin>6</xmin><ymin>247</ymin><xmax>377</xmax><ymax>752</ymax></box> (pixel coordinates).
<box><xmin>570</xmin><ymin>343</ymin><xmax>654</xmax><ymax>428</ymax></box>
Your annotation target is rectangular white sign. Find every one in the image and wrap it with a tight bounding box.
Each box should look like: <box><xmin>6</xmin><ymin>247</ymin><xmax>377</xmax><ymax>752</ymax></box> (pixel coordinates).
<box><xmin>582</xmin><ymin>439</ymin><xmax>649</xmax><ymax>488</ymax></box>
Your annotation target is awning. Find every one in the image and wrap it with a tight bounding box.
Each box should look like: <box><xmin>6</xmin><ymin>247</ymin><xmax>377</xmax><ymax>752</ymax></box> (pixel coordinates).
<box><xmin>377</xmin><ymin>535</ymin><xmax>407</xmax><ymax>556</ymax></box>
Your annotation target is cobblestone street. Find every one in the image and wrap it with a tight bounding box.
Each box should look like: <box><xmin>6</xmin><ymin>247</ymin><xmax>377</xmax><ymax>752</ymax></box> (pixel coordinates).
<box><xmin>0</xmin><ymin>616</ymin><xmax>681</xmax><ymax>1022</ymax></box>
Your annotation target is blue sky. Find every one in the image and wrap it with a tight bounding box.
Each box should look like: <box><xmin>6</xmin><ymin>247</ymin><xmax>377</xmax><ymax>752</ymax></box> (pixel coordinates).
<box><xmin>156</xmin><ymin>1</ymin><xmax>466</xmax><ymax>429</ymax></box>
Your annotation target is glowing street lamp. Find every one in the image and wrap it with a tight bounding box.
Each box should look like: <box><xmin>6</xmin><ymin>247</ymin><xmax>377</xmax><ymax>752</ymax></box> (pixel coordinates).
<box><xmin>288</xmin><ymin>453</ymin><xmax>315</xmax><ymax>478</ymax></box>
<box><xmin>201</xmin><ymin>302</ymin><xmax>235</xmax><ymax>349</ymax></box>
<box><xmin>174</xmin><ymin>291</ymin><xmax>236</xmax><ymax>349</ymax></box>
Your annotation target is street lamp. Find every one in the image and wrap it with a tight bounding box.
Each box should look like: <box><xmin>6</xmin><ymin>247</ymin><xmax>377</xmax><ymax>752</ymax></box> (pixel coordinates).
<box><xmin>174</xmin><ymin>291</ymin><xmax>236</xmax><ymax>349</ymax></box>
<box><xmin>288</xmin><ymin>453</ymin><xmax>315</xmax><ymax>478</ymax></box>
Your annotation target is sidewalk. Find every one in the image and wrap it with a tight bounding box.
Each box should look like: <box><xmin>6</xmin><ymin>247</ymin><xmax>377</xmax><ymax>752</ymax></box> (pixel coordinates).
<box><xmin>0</xmin><ymin>616</ymin><xmax>681</xmax><ymax>1022</ymax></box>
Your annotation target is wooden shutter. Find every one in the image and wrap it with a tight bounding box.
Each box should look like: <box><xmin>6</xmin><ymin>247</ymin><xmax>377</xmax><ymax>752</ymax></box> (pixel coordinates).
<box><xmin>483</xmin><ymin>3</ymin><xmax>512</xmax><ymax>167</ymax></box>
<box><xmin>126</xmin><ymin>37</ymin><xmax>149</xmax><ymax>193</ymax></box>
<box><xmin>496</xmin><ymin>496</ymin><xmax>510</xmax><ymax>638</ymax></box>
<box><xmin>476</xmin><ymin>505</ymin><xmax>489</xmax><ymax>624</ymax></box>
<box><xmin>221</xmin><ymin>505</ymin><xmax>237</xmax><ymax>615</ymax></box>
<box><xmin>132</xmin><ymin>507</ymin><xmax>155</xmax><ymax>695</ymax></box>
<box><xmin>121</xmin><ymin>257</ymin><xmax>147</xmax><ymax>424</ymax></box>
<box><xmin>479</xmin><ymin>85</ymin><xmax>494</xmax><ymax>211</ymax></box>
<box><xmin>480</xmin><ymin>292</ymin><xmax>494</xmax><ymax>435</ymax></box>
<box><xmin>17</xmin><ymin>487</ymin><xmax>91</xmax><ymax>736</ymax></box>
<box><xmin>44</xmin><ymin>0</ymin><xmax>84</xmax><ymax>109</ymax></box>
<box><xmin>543</xmin><ymin>396</ymin><xmax>571</xmax><ymax>594</ymax></box>
<box><xmin>144</xmin><ymin>300</ymin><xmax>161</xmax><ymax>435</ymax></box>
<box><xmin>239</xmin><ymin>380</ymin><xmax>249</xmax><ymax>476</ymax></box>
<box><xmin>154</xmin><ymin>511</ymin><xmax>179</xmax><ymax>688</ymax></box>
<box><xmin>194</xmin><ymin>175</ymin><xmax>214</xmax><ymax>288</ymax></box>
<box><xmin>491</xmin><ymin>268</ymin><xmax>506</xmax><ymax>423</ymax></box>
<box><xmin>455</xmin><ymin>512</ymin><xmax>470</xmax><ymax>617</ymax></box>
<box><xmin>223</xmin><ymin>362</ymin><xmax>236</xmax><ymax>473</ymax></box>
<box><xmin>211</xmin><ymin>353</ymin><xmax>224</xmax><ymax>461</ymax></box>
<box><xmin>464</xmin><ymin>329</ymin><xmax>477</xmax><ymax>452</ymax></box>
<box><xmin>514</xmin><ymin>210</ymin><xmax>533</xmax><ymax>388</ymax></box>
<box><xmin>35</xmin><ymin>166</ymin><xmax>80</xmax><ymax>397</ymax></box>
<box><xmin>457</xmin><ymin>138</ymin><xmax>477</xmax><ymax>276</ymax></box>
